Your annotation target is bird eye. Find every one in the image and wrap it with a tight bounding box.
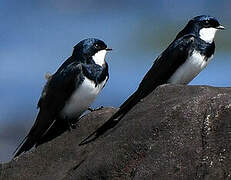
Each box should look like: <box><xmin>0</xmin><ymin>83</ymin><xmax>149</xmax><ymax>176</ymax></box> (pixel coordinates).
<box><xmin>94</xmin><ymin>43</ymin><xmax>100</xmax><ymax>49</ymax></box>
<box><xmin>205</xmin><ymin>20</ymin><xmax>209</xmax><ymax>25</ymax></box>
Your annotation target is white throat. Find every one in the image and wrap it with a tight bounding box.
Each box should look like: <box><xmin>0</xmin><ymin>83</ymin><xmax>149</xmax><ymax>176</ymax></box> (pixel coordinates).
<box><xmin>199</xmin><ymin>27</ymin><xmax>217</xmax><ymax>43</ymax></box>
<box><xmin>92</xmin><ymin>49</ymin><xmax>107</xmax><ymax>66</ymax></box>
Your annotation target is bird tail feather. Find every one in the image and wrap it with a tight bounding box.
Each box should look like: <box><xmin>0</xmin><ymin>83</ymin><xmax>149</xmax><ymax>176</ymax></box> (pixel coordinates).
<box><xmin>80</xmin><ymin>90</ymin><xmax>141</xmax><ymax>145</ymax></box>
<box><xmin>13</xmin><ymin>109</ymin><xmax>54</xmax><ymax>158</ymax></box>
<box><xmin>13</xmin><ymin>136</ymin><xmax>36</xmax><ymax>158</ymax></box>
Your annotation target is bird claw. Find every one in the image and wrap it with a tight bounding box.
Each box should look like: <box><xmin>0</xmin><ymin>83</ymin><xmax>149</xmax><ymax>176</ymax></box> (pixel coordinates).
<box><xmin>71</xmin><ymin>123</ymin><xmax>78</xmax><ymax>129</ymax></box>
<box><xmin>67</xmin><ymin>118</ymin><xmax>78</xmax><ymax>131</ymax></box>
<box><xmin>88</xmin><ymin>106</ymin><xmax>104</xmax><ymax>112</ymax></box>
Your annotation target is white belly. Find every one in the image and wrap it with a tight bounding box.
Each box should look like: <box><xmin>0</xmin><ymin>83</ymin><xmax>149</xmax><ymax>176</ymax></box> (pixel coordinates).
<box><xmin>168</xmin><ymin>50</ymin><xmax>213</xmax><ymax>84</ymax></box>
<box><xmin>61</xmin><ymin>77</ymin><xmax>107</xmax><ymax>118</ymax></box>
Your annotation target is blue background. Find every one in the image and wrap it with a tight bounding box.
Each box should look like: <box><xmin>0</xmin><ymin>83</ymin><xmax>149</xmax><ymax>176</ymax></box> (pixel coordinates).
<box><xmin>1</xmin><ymin>0</ymin><xmax>231</xmax><ymax>162</ymax></box>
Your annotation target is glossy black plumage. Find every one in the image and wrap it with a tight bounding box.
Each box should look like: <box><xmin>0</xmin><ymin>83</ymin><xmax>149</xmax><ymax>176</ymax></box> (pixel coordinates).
<box><xmin>14</xmin><ymin>38</ymin><xmax>110</xmax><ymax>157</ymax></box>
<box><xmin>80</xmin><ymin>15</ymin><xmax>223</xmax><ymax>145</ymax></box>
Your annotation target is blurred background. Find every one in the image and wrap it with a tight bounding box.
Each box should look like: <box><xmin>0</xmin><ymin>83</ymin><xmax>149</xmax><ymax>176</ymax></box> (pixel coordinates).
<box><xmin>1</xmin><ymin>0</ymin><xmax>231</xmax><ymax>162</ymax></box>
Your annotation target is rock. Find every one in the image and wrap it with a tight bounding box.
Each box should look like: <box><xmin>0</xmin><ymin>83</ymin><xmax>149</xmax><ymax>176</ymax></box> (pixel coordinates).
<box><xmin>1</xmin><ymin>84</ymin><xmax>231</xmax><ymax>180</ymax></box>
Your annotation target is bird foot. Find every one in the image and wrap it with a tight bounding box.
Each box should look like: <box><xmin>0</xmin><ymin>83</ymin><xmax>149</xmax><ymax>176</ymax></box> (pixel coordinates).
<box><xmin>67</xmin><ymin>123</ymin><xmax>79</xmax><ymax>131</ymax></box>
<box><xmin>67</xmin><ymin>119</ymin><xmax>79</xmax><ymax>131</ymax></box>
<box><xmin>88</xmin><ymin>106</ymin><xmax>104</xmax><ymax>112</ymax></box>
<box><xmin>70</xmin><ymin>123</ymin><xmax>77</xmax><ymax>129</ymax></box>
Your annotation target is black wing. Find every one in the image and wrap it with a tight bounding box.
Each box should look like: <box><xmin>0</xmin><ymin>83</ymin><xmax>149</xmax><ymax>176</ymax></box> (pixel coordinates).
<box><xmin>14</xmin><ymin>60</ymin><xmax>83</xmax><ymax>157</ymax></box>
<box><xmin>80</xmin><ymin>34</ymin><xmax>195</xmax><ymax>145</ymax></box>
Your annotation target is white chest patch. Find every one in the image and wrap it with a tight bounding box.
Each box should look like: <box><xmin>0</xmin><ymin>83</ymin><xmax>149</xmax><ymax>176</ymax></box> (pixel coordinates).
<box><xmin>199</xmin><ymin>27</ymin><xmax>217</xmax><ymax>43</ymax></box>
<box><xmin>61</xmin><ymin>77</ymin><xmax>107</xmax><ymax>118</ymax></box>
<box><xmin>168</xmin><ymin>50</ymin><xmax>213</xmax><ymax>84</ymax></box>
<box><xmin>92</xmin><ymin>50</ymin><xmax>107</xmax><ymax>66</ymax></box>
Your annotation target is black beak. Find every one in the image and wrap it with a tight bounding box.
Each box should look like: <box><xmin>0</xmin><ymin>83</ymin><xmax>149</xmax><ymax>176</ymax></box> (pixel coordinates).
<box><xmin>217</xmin><ymin>25</ymin><xmax>225</xmax><ymax>30</ymax></box>
<box><xmin>106</xmin><ymin>48</ymin><xmax>113</xmax><ymax>51</ymax></box>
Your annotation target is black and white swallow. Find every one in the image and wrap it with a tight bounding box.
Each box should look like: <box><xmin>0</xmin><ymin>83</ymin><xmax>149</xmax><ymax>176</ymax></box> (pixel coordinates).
<box><xmin>80</xmin><ymin>15</ymin><xmax>225</xmax><ymax>145</ymax></box>
<box><xmin>14</xmin><ymin>38</ymin><xmax>112</xmax><ymax>157</ymax></box>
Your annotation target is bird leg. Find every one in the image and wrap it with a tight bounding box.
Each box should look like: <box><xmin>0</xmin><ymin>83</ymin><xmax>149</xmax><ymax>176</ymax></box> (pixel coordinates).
<box><xmin>66</xmin><ymin>118</ymin><xmax>78</xmax><ymax>131</ymax></box>
<box><xmin>88</xmin><ymin>106</ymin><xmax>104</xmax><ymax>112</ymax></box>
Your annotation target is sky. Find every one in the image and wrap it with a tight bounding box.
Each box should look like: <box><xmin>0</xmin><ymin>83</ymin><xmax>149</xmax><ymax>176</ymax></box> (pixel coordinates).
<box><xmin>1</xmin><ymin>0</ymin><xmax>231</xmax><ymax>162</ymax></box>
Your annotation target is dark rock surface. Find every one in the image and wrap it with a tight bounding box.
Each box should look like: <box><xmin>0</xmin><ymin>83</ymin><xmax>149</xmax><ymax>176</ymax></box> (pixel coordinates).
<box><xmin>1</xmin><ymin>84</ymin><xmax>231</xmax><ymax>180</ymax></box>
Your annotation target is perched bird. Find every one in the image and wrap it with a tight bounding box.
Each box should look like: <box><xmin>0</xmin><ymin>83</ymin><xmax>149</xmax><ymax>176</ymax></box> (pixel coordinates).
<box><xmin>14</xmin><ymin>38</ymin><xmax>112</xmax><ymax>157</ymax></box>
<box><xmin>80</xmin><ymin>15</ymin><xmax>225</xmax><ymax>145</ymax></box>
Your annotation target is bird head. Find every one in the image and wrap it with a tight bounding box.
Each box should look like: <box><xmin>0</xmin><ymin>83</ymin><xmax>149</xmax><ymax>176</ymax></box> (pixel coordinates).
<box><xmin>73</xmin><ymin>38</ymin><xmax>112</xmax><ymax>66</ymax></box>
<box><xmin>191</xmin><ymin>15</ymin><xmax>225</xmax><ymax>43</ymax></box>
<box><xmin>177</xmin><ymin>15</ymin><xmax>225</xmax><ymax>43</ymax></box>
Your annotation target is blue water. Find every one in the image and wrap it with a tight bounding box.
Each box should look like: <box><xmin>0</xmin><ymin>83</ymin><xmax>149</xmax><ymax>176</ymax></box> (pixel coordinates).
<box><xmin>0</xmin><ymin>0</ymin><xmax>231</xmax><ymax>162</ymax></box>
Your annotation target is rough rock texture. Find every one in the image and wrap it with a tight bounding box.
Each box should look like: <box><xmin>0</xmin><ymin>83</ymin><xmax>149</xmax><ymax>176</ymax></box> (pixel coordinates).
<box><xmin>1</xmin><ymin>84</ymin><xmax>231</xmax><ymax>180</ymax></box>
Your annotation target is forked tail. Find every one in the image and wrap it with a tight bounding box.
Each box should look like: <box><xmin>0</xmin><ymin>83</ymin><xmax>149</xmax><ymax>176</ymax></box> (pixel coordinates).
<box><xmin>13</xmin><ymin>136</ymin><xmax>36</xmax><ymax>158</ymax></box>
<box><xmin>13</xmin><ymin>109</ymin><xmax>54</xmax><ymax>158</ymax></box>
<box><xmin>79</xmin><ymin>90</ymin><xmax>142</xmax><ymax>145</ymax></box>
